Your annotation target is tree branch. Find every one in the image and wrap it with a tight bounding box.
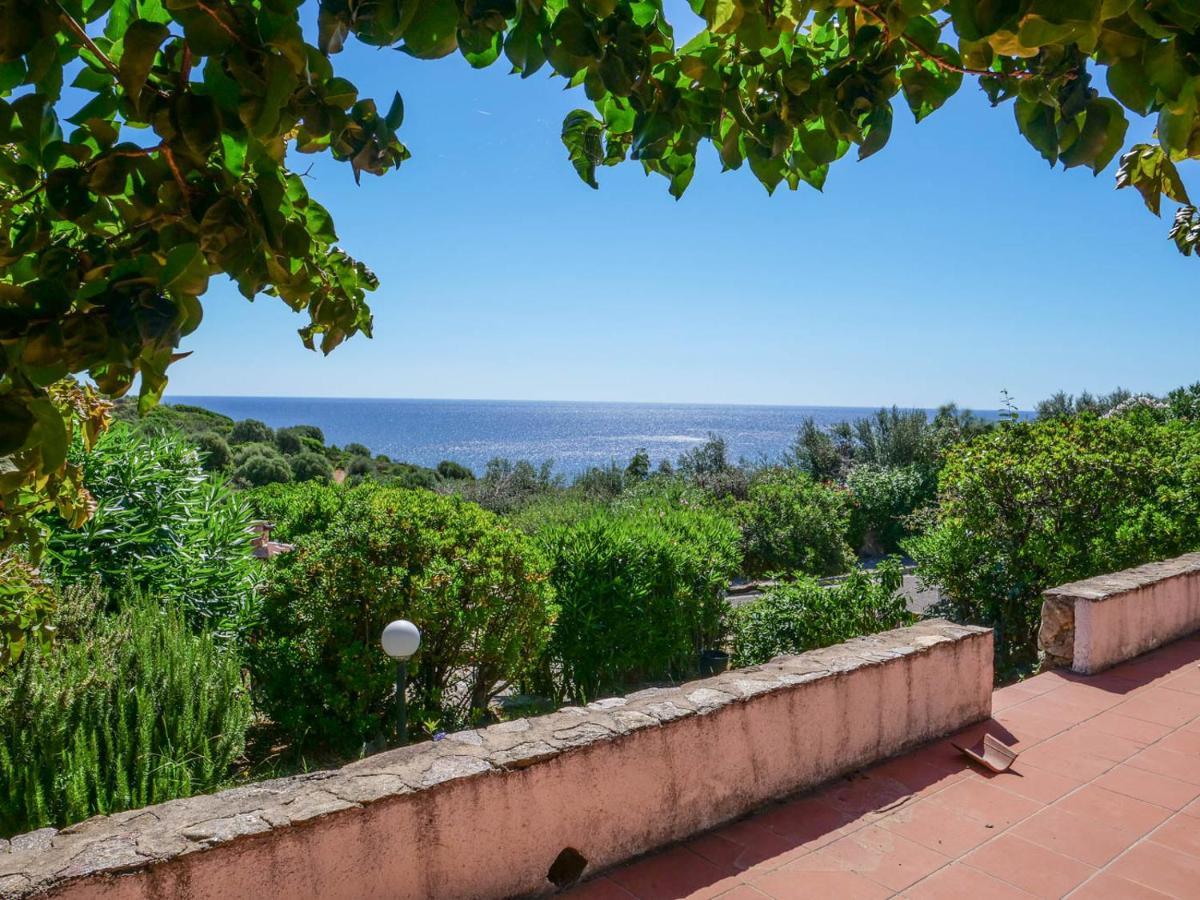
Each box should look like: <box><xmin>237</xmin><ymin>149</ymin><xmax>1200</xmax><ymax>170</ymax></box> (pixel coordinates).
<box><xmin>54</xmin><ymin>2</ymin><xmax>122</xmax><ymax>82</ymax></box>
<box><xmin>848</xmin><ymin>0</ymin><xmax>1033</xmax><ymax>80</ymax></box>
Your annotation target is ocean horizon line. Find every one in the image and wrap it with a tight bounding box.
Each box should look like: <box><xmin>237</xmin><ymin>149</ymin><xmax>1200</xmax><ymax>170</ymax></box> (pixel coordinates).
<box><xmin>168</xmin><ymin>394</ymin><xmax>1023</xmax><ymax>414</ymax></box>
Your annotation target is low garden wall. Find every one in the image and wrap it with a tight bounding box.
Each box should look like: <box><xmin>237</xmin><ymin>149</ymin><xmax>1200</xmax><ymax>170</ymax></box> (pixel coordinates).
<box><xmin>1</xmin><ymin>619</ymin><xmax>992</xmax><ymax>900</ymax></box>
<box><xmin>1039</xmin><ymin>552</ymin><xmax>1200</xmax><ymax>674</ymax></box>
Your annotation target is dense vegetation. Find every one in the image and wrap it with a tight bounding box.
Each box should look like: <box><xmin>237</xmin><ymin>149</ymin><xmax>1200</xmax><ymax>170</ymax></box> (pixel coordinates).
<box><xmin>0</xmin><ymin>587</ymin><xmax>251</xmax><ymax>835</ymax></box>
<box><xmin>4</xmin><ymin>1</ymin><xmax>1199</xmax><ymax>584</ymax></box>
<box><xmin>6</xmin><ymin>380</ymin><xmax>1200</xmax><ymax>836</ymax></box>
<box><xmin>249</xmin><ymin>484</ymin><xmax>555</xmax><ymax>751</ymax></box>
<box><xmin>907</xmin><ymin>406</ymin><xmax>1200</xmax><ymax>671</ymax></box>
<box><xmin>731</xmin><ymin>560</ymin><xmax>912</xmax><ymax>667</ymax></box>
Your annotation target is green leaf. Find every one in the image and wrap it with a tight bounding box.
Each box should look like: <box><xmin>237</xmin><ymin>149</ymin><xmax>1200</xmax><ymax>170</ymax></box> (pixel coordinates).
<box><xmin>161</xmin><ymin>243</ymin><xmax>210</xmax><ymax>296</ymax></box>
<box><xmin>1106</xmin><ymin>59</ymin><xmax>1154</xmax><ymax>117</ymax></box>
<box><xmin>561</xmin><ymin>109</ymin><xmax>603</xmax><ymax>188</ymax></box>
<box><xmin>1061</xmin><ymin>97</ymin><xmax>1127</xmax><ymax>173</ymax></box>
<box><xmin>857</xmin><ymin>105</ymin><xmax>893</xmax><ymax>161</ymax></box>
<box><xmin>118</xmin><ymin>20</ymin><xmax>169</xmax><ymax>103</ymax></box>
<box><xmin>899</xmin><ymin>58</ymin><xmax>963</xmax><ymax>123</ymax></box>
<box><xmin>385</xmin><ymin>92</ymin><xmax>405</xmax><ymax>131</ymax></box>
<box><xmin>1014</xmin><ymin>96</ymin><xmax>1059</xmax><ymax>166</ymax></box>
<box><xmin>0</xmin><ymin>396</ymin><xmax>34</xmax><ymax>455</ymax></box>
<box><xmin>400</xmin><ymin>0</ymin><xmax>460</xmax><ymax>60</ymax></box>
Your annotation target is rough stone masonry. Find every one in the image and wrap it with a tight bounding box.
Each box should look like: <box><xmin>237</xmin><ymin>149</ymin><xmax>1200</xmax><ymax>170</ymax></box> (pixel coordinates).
<box><xmin>1</xmin><ymin>618</ymin><xmax>992</xmax><ymax>900</ymax></box>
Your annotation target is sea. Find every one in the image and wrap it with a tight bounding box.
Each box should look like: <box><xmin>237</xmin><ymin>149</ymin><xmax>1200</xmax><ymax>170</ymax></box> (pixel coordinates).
<box><xmin>170</xmin><ymin>397</ymin><xmax>1018</xmax><ymax>477</ymax></box>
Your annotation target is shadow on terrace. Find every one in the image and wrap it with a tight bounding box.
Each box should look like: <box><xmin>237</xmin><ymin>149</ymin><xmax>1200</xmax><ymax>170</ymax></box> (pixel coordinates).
<box><xmin>569</xmin><ymin>635</ymin><xmax>1200</xmax><ymax>899</ymax></box>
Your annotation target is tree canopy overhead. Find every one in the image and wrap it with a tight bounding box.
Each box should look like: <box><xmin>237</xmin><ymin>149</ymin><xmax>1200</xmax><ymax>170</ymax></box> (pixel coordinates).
<box><xmin>1</xmin><ymin>0</ymin><xmax>1198</xmax><ymax>552</ymax></box>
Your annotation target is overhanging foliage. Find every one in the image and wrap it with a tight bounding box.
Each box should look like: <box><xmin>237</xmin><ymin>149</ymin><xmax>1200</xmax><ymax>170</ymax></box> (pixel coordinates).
<box><xmin>1</xmin><ymin>0</ymin><xmax>1198</xmax><ymax>557</ymax></box>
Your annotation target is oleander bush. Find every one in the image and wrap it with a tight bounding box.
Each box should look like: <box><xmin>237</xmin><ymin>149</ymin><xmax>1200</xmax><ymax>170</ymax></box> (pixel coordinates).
<box><xmin>248</xmin><ymin>486</ymin><xmax>555</xmax><ymax>751</ymax></box>
<box><xmin>731</xmin><ymin>560</ymin><xmax>911</xmax><ymax>667</ymax></box>
<box><xmin>44</xmin><ymin>425</ymin><xmax>261</xmax><ymax>636</ymax></box>
<box><xmin>739</xmin><ymin>467</ymin><xmax>855</xmax><ymax>578</ymax></box>
<box><xmin>0</xmin><ymin>588</ymin><xmax>252</xmax><ymax>837</ymax></box>
<box><xmin>537</xmin><ymin>496</ymin><xmax>741</xmax><ymax>701</ymax></box>
<box><xmin>907</xmin><ymin>411</ymin><xmax>1200</xmax><ymax>667</ymax></box>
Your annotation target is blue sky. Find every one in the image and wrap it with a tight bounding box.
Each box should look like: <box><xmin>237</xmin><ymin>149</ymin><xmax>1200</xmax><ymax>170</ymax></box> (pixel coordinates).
<box><xmin>165</xmin><ymin>3</ymin><xmax>1199</xmax><ymax>410</ymax></box>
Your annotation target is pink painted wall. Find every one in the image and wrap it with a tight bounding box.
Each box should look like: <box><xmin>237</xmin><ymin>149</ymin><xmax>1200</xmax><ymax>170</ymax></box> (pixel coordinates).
<box><xmin>27</xmin><ymin>624</ymin><xmax>992</xmax><ymax>900</ymax></box>
<box><xmin>1074</xmin><ymin>572</ymin><xmax>1200</xmax><ymax>673</ymax></box>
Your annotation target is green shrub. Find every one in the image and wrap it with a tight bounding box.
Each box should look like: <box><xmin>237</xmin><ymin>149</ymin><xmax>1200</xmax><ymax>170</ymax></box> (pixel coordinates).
<box><xmin>731</xmin><ymin>560</ymin><xmax>910</xmax><ymax>667</ymax></box>
<box><xmin>248</xmin><ymin>487</ymin><xmax>555</xmax><ymax>751</ymax></box>
<box><xmin>246</xmin><ymin>481</ymin><xmax>351</xmax><ymax>541</ymax></box>
<box><xmin>740</xmin><ymin>468</ymin><xmax>854</xmax><ymax>577</ymax></box>
<box><xmin>456</xmin><ymin>458</ymin><xmax>562</xmax><ymax>513</ymax></box>
<box><xmin>230</xmin><ymin>419</ymin><xmax>274</xmax><ymax>445</ymax></box>
<box><xmin>45</xmin><ymin>426</ymin><xmax>261</xmax><ymax>635</ymax></box>
<box><xmin>274</xmin><ymin>427</ymin><xmax>305</xmax><ymax>455</ymax></box>
<box><xmin>290</xmin><ymin>451</ymin><xmax>334</xmax><ymax>483</ymax></box>
<box><xmin>677</xmin><ymin>434</ymin><xmax>749</xmax><ymax>500</ymax></box>
<box><xmin>193</xmin><ymin>431</ymin><xmax>232</xmax><ymax>471</ymax></box>
<box><xmin>233</xmin><ymin>446</ymin><xmax>293</xmax><ymax>488</ymax></box>
<box><xmin>906</xmin><ymin>413</ymin><xmax>1200</xmax><ymax>667</ymax></box>
<box><xmin>287</xmin><ymin>424</ymin><xmax>325</xmax><ymax>444</ymax></box>
<box><xmin>846</xmin><ymin>464</ymin><xmax>934</xmax><ymax>554</ymax></box>
<box><xmin>436</xmin><ymin>460</ymin><xmax>473</xmax><ymax>480</ymax></box>
<box><xmin>538</xmin><ymin>497</ymin><xmax>741</xmax><ymax>701</ymax></box>
<box><xmin>0</xmin><ymin>588</ymin><xmax>252</xmax><ymax>836</ymax></box>
<box><xmin>345</xmin><ymin>442</ymin><xmax>372</xmax><ymax>457</ymax></box>
<box><xmin>347</xmin><ymin>456</ymin><xmax>374</xmax><ymax>477</ymax></box>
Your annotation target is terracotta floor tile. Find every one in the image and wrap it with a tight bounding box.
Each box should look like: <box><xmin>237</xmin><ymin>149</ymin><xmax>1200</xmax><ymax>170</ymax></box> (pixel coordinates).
<box><xmin>567</xmin><ymin>877</ymin><xmax>639</xmax><ymax>899</ymax></box>
<box><xmin>1092</xmin><ymin>764</ymin><xmax>1200</xmax><ymax>811</ymax></box>
<box><xmin>1156</xmin><ymin>727</ymin><xmax>1200</xmax><ymax>755</ymax></box>
<box><xmin>711</xmin><ymin>886</ymin><xmax>769</xmax><ymax>900</ymax></box>
<box><xmin>1147</xmin><ymin>812</ymin><xmax>1200</xmax><ymax>857</ymax></box>
<box><xmin>1115</xmin><ymin>688</ymin><xmax>1200</xmax><ymax>728</ymax></box>
<box><xmin>1182</xmin><ymin>796</ymin><xmax>1200</xmax><ymax>818</ymax></box>
<box><xmin>1043</xmin><ymin>681</ymin><xmax>1129</xmax><ymax>713</ymax></box>
<box><xmin>1066</xmin><ymin>872</ymin><xmax>1172</xmax><ymax>899</ymax></box>
<box><xmin>1125</xmin><ymin>745</ymin><xmax>1200</xmax><ymax>786</ymax></box>
<box><xmin>1160</xmin><ymin>665</ymin><xmax>1200</xmax><ymax>696</ymax></box>
<box><xmin>685</xmin><ymin>833</ymin><xmax>746</xmax><ymax>871</ymax></box>
<box><xmin>750</xmin><ymin>864</ymin><xmax>891</xmax><ymax>900</ymax></box>
<box><xmin>752</xmin><ymin>796</ymin><xmax>852</xmax><ymax>849</ymax></box>
<box><xmin>1028</xmin><ymin>726</ymin><xmax>1145</xmax><ymax>764</ymax></box>
<box><xmin>964</xmin><ymin>833</ymin><xmax>1096</xmax><ymax>897</ymax></box>
<box><xmin>877</xmin><ymin>795</ymin><xmax>998</xmax><ymax>856</ymax></box>
<box><xmin>1105</xmin><ymin>839</ymin><xmax>1200</xmax><ymax>897</ymax></box>
<box><xmin>608</xmin><ymin>847</ymin><xmax>736</xmax><ymax>900</ymax></box>
<box><xmin>992</xmin><ymin>707</ymin><xmax>1073</xmax><ymax>748</ymax></box>
<box><xmin>926</xmin><ymin>776</ymin><xmax>1044</xmax><ymax>829</ymax></box>
<box><xmin>1012</xmin><ymin>693</ymin><xmax>1101</xmax><ymax>727</ymax></box>
<box><xmin>1015</xmin><ymin>742</ymin><xmax>1117</xmax><ymax>781</ymax></box>
<box><xmin>814</xmin><ymin>773</ymin><xmax>911</xmax><ymax>821</ymax></box>
<box><xmin>1009</xmin><ymin>806</ymin><xmax>1133</xmax><ymax>867</ymax></box>
<box><xmin>976</xmin><ymin>764</ymin><xmax>1082</xmax><ymax>804</ymax></box>
<box><xmin>992</xmin><ymin>682</ymin><xmax>1047</xmax><ymax>713</ymax></box>
<box><xmin>818</xmin><ymin>823</ymin><xmax>950</xmax><ymax>891</ymax></box>
<box><xmin>1016</xmin><ymin>670</ymin><xmax>1078</xmax><ymax>695</ymax></box>
<box><xmin>870</xmin><ymin>750</ymin><xmax>968</xmax><ymax>798</ymax></box>
<box><xmin>903</xmin><ymin>863</ymin><xmax>1035</xmax><ymax>899</ymax></box>
<box><xmin>1054</xmin><ymin>784</ymin><xmax>1173</xmax><ymax>836</ymax></box>
<box><xmin>1085</xmin><ymin>711</ymin><xmax>1174</xmax><ymax>746</ymax></box>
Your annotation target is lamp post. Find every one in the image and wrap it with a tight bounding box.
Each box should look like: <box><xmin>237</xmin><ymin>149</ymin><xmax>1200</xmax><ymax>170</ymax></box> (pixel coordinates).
<box><xmin>380</xmin><ymin>620</ymin><xmax>421</xmax><ymax>744</ymax></box>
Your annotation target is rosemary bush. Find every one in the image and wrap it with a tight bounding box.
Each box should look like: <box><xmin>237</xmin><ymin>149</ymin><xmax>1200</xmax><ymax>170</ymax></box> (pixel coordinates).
<box><xmin>0</xmin><ymin>588</ymin><xmax>252</xmax><ymax>836</ymax></box>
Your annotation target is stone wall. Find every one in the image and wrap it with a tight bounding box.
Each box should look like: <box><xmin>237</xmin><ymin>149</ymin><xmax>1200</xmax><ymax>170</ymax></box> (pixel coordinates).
<box><xmin>1</xmin><ymin>619</ymin><xmax>992</xmax><ymax>900</ymax></box>
<box><xmin>1039</xmin><ymin>553</ymin><xmax>1200</xmax><ymax>674</ymax></box>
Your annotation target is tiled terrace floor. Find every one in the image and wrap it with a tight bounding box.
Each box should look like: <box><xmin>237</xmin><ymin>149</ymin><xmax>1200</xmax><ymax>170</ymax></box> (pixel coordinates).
<box><xmin>567</xmin><ymin>634</ymin><xmax>1200</xmax><ymax>899</ymax></box>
